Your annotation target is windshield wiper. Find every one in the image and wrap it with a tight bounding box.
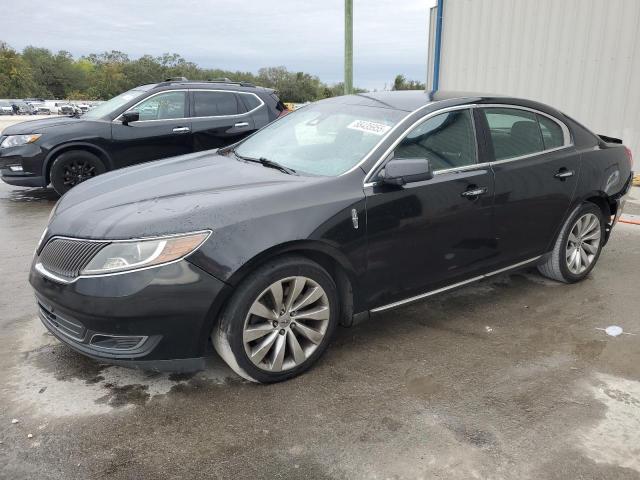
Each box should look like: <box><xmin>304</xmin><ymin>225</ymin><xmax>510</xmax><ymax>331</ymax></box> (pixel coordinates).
<box><xmin>233</xmin><ymin>150</ymin><xmax>296</xmax><ymax>175</ymax></box>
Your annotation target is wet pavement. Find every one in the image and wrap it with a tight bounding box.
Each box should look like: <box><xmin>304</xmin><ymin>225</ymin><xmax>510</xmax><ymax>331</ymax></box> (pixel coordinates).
<box><xmin>1</xmin><ymin>180</ymin><xmax>639</xmax><ymax>480</ymax></box>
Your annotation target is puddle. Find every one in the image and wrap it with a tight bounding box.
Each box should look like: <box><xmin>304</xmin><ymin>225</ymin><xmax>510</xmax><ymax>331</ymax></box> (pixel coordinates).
<box><xmin>10</xmin><ymin>317</ymin><xmax>237</xmax><ymax>417</ymax></box>
<box><xmin>579</xmin><ymin>373</ymin><xmax>640</xmax><ymax>472</ymax></box>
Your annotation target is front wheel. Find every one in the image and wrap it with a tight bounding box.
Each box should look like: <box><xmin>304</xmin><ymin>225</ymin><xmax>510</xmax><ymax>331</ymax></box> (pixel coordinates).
<box><xmin>49</xmin><ymin>150</ymin><xmax>106</xmax><ymax>195</ymax></box>
<box><xmin>537</xmin><ymin>202</ymin><xmax>605</xmax><ymax>283</ymax></box>
<box><xmin>213</xmin><ymin>256</ymin><xmax>339</xmax><ymax>383</ymax></box>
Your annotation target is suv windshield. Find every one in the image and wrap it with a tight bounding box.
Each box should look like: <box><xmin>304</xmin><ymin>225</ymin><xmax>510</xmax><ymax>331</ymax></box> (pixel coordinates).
<box><xmin>234</xmin><ymin>102</ymin><xmax>406</xmax><ymax>176</ymax></box>
<box><xmin>81</xmin><ymin>87</ymin><xmax>150</xmax><ymax>119</ymax></box>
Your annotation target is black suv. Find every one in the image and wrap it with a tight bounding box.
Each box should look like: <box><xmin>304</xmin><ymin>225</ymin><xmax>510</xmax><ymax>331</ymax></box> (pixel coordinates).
<box><xmin>0</xmin><ymin>78</ymin><xmax>286</xmax><ymax>194</ymax></box>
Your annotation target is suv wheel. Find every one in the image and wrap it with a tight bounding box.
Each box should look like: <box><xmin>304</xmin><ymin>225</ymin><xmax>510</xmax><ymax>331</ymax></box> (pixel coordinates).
<box><xmin>537</xmin><ymin>202</ymin><xmax>605</xmax><ymax>283</ymax></box>
<box><xmin>50</xmin><ymin>150</ymin><xmax>106</xmax><ymax>195</ymax></box>
<box><xmin>213</xmin><ymin>256</ymin><xmax>339</xmax><ymax>383</ymax></box>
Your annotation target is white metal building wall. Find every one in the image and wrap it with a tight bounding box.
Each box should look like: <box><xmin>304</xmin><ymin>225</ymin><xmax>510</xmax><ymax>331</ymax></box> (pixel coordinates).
<box><xmin>427</xmin><ymin>0</ymin><xmax>640</xmax><ymax>168</ymax></box>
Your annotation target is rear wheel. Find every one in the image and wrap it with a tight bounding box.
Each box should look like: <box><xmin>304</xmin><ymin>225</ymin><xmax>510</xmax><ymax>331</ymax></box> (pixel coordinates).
<box><xmin>537</xmin><ymin>202</ymin><xmax>604</xmax><ymax>283</ymax></box>
<box><xmin>213</xmin><ymin>256</ymin><xmax>339</xmax><ymax>383</ymax></box>
<box><xmin>49</xmin><ymin>150</ymin><xmax>106</xmax><ymax>195</ymax></box>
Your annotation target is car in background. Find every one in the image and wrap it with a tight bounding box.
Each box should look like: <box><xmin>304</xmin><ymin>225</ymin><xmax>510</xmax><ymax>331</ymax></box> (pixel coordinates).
<box><xmin>29</xmin><ymin>103</ymin><xmax>52</xmax><ymax>115</ymax></box>
<box><xmin>11</xmin><ymin>101</ymin><xmax>35</xmax><ymax>115</ymax></box>
<box><xmin>0</xmin><ymin>101</ymin><xmax>14</xmax><ymax>115</ymax></box>
<box><xmin>28</xmin><ymin>91</ymin><xmax>633</xmax><ymax>382</ymax></box>
<box><xmin>76</xmin><ymin>103</ymin><xmax>91</xmax><ymax>113</ymax></box>
<box><xmin>57</xmin><ymin>104</ymin><xmax>77</xmax><ymax>116</ymax></box>
<box><xmin>0</xmin><ymin>78</ymin><xmax>287</xmax><ymax>194</ymax></box>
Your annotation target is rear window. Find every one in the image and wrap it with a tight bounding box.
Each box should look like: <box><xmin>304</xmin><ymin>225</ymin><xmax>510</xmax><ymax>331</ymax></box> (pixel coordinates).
<box><xmin>193</xmin><ymin>91</ymin><xmax>239</xmax><ymax>117</ymax></box>
<box><xmin>483</xmin><ymin>108</ymin><xmax>544</xmax><ymax>160</ymax></box>
<box><xmin>240</xmin><ymin>93</ymin><xmax>262</xmax><ymax>112</ymax></box>
<box><xmin>537</xmin><ymin>114</ymin><xmax>564</xmax><ymax>149</ymax></box>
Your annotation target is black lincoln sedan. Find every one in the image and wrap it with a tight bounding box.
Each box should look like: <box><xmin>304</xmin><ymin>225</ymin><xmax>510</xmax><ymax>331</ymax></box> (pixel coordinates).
<box><xmin>0</xmin><ymin>78</ymin><xmax>286</xmax><ymax>194</ymax></box>
<box><xmin>30</xmin><ymin>91</ymin><xmax>633</xmax><ymax>383</ymax></box>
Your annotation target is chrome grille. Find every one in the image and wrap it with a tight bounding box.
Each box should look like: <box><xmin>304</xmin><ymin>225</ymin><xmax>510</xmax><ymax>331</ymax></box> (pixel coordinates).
<box><xmin>39</xmin><ymin>237</ymin><xmax>109</xmax><ymax>279</ymax></box>
<box><xmin>38</xmin><ymin>303</ymin><xmax>86</xmax><ymax>341</ymax></box>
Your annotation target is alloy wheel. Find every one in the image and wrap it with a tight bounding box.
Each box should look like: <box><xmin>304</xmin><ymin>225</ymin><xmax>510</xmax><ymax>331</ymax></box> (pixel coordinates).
<box><xmin>63</xmin><ymin>160</ymin><xmax>97</xmax><ymax>187</ymax></box>
<box><xmin>565</xmin><ymin>213</ymin><xmax>601</xmax><ymax>275</ymax></box>
<box><xmin>243</xmin><ymin>276</ymin><xmax>330</xmax><ymax>372</ymax></box>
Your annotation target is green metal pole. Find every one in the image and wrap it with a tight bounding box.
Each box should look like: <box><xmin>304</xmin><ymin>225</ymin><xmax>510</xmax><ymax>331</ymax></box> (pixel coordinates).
<box><xmin>344</xmin><ymin>0</ymin><xmax>353</xmax><ymax>95</ymax></box>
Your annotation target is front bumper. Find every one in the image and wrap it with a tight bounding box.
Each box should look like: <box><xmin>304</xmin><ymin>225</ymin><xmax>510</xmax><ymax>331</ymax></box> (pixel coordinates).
<box><xmin>0</xmin><ymin>141</ymin><xmax>48</xmax><ymax>187</ymax></box>
<box><xmin>30</xmin><ymin>258</ymin><xmax>231</xmax><ymax>371</ymax></box>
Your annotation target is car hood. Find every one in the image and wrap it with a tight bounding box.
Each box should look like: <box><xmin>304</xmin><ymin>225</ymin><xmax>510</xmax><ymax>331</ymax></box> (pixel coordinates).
<box><xmin>49</xmin><ymin>150</ymin><xmax>328</xmax><ymax>239</ymax></box>
<box><xmin>2</xmin><ymin>116</ymin><xmax>81</xmax><ymax>135</ymax></box>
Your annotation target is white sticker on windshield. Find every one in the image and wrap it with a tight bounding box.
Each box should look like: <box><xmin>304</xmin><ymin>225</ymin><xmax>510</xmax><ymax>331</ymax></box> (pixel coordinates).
<box><xmin>347</xmin><ymin>120</ymin><xmax>391</xmax><ymax>136</ymax></box>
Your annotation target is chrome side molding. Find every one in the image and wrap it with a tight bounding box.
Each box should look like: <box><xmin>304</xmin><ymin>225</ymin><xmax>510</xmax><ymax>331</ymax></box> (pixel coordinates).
<box><xmin>370</xmin><ymin>255</ymin><xmax>542</xmax><ymax>312</ymax></box>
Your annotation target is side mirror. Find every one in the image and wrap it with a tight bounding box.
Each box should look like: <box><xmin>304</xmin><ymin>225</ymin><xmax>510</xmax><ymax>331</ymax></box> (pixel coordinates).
<box><xmin>121</xmin><ymin>111</ymin><xmax>140</xmax><ymax>125</ymax></box>
<box><xmin>379</xmin><ymin>158</ymin><xmax>433</xmax><ymax>186</ymax></box>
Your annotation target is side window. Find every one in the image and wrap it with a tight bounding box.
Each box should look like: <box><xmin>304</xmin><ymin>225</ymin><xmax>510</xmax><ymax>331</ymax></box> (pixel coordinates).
<box><xmin>193</xmin><ymin>91</ymin><xmax>239</xmax><ymax>117</ymax></box>
<box><xmin>483</xmin><ymin>108</ymin><xmax>544</xmax><ymax>160</ymax></box>
<box><xmin>239</xmin><ymin>93</ymin><xmax>262</xmax><ymax>112</ymax></box>
<box><xmin>133</xmin><ymin>91</ymin><xmax>186</xmax><ymax>121</ymax></box>
<box><xmin>393</xmin><ymin>109</ymin><xmax>477</xmax><ymax>171</ymax></box>
<box><xmin>537</xmin><ymin>114</ymin><xmax>565</xmax><ymax>149</ymax></box>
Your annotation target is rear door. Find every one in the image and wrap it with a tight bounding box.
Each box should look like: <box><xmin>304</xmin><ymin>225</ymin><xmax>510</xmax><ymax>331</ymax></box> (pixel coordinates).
<box><xmin>111</xmin><ymin>90</ymin><xmax>192</xmax><ymax>168</ymax></box>
<box><xmin>190</xmin><ymin>90</ymin><xmax>255</xmax><ymax>151</ymax></box>
<box><xmin>479</xmin><ymin>106</ymin><xmax>579</xmax><ymax>263</ymax></box>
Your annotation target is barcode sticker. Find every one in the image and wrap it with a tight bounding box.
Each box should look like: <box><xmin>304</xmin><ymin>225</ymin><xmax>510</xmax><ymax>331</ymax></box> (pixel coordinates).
<box><xmin>347</xmin><ymin>120</ymin><xmax>391</xmax><ymax>136</ymax></box>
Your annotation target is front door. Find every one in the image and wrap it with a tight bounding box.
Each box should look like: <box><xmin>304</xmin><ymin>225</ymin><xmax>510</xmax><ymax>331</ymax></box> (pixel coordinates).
<box><xmin>479</xmin><ymin>107</ymin><xmax>580</xmax><ymax>263</ymax></box>
<box><xmin>363</xmin><ymin>108</ymin><xmax>497</xmax><ymax>309</ymax></box>
<box><xmin>111</xmin><ymin>90</ymin><xmax>193</xmax><ymax>168</ymax></box>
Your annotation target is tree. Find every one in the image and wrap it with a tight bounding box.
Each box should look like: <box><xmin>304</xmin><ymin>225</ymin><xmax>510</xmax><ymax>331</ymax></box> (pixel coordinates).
<box><xmin>0</xmin><ymin>43</ymin><xmax>37</xmax><ymax>98</ymax></box>
<box><xmin>0</xmin><ymin>42</ymin><xmax>364</xmax><ymax>102</ymax></box>
<box><xmin>392</xmin><ymin>74</ymin><xmax>425</xmax><ymax>91</ymax></box>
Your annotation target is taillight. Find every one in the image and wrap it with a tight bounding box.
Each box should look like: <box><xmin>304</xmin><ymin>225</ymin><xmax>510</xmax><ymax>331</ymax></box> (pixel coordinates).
<box><xmin>278</xmin><ymin>109</ymin><xmax>290</xmax><ymax>118</ymax></box>
<box><xmin>624</xmin><ymin>146</ymin><xmax>633</xmax><ymax>170</ymax></box>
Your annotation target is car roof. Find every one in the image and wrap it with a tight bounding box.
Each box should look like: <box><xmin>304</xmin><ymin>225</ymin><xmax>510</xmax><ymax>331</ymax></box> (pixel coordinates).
<box><xmin>142</xmin><ymin>80</ymin><xmax>274</xmax><ymax>94</ymax></box>
<box><xmin>324</xmin><ymin>90</ymin><xmax>564</xmax><ymax>118</ymax></box>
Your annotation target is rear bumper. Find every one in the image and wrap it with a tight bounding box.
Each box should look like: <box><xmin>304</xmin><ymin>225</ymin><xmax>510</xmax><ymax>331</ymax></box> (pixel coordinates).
<box><xmin>30</xmin><ymin>258</ymin><xmax>232</xmax><ymax>370</ymax></box>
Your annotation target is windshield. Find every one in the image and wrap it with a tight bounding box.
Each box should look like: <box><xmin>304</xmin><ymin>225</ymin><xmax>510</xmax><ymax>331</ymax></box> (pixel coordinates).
<box><xmin>234</xmin><ymin>102</ymin><xmax>406</xmax><ymax>176</ymax></box>
<box><xmin>81</xmin><ymin>88</ymin><xmax>148</xmax><ymax>119</ymax></box>
<box><xmin>0</xmin><ymin>101</ymin><xmax>10</xmax><ymax>107</ymax></box>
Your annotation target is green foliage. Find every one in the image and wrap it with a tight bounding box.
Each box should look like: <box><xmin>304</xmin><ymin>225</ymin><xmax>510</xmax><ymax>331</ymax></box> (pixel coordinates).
<box><xmin>392</xmin><ymin>74</ymin><xmax>425</xmax><ymax>91</ymax></box>
<box><xmin>1</xmin><ymin>41</ymin><xmax>416</xmax><ymax>102</ymax></box>
<box><xmin>0</xmin><ymin>42</ymin><xmax>358</xmax><ymax>102</ymax></box>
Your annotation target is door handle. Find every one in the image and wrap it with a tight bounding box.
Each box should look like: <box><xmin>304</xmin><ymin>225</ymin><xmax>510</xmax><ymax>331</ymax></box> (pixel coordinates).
<box><xmin>172</xmin><ymin>126</ymin><xmax>190</xmax><ymax>134</ymax></box>
<box><xmin>461</xmin><ymin>187</ymin><xmax>488</xmax><ymax>198</ymax></box>
<box><xmin>554</xmin><ymin>169</ymin><xmax>574</xmax><ymax>180</ymax></box>
<box><xmin>234</xmin><ymin>122</ymin><xmax>249</xmax><ymax>128</ymax></box>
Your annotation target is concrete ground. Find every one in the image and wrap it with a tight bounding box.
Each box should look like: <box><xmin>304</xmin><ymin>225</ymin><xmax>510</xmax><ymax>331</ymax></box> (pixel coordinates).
<box><xmin>1</xmin><ymin>175</ymin><xmax>639</xmax><ymax>479</ymax></box>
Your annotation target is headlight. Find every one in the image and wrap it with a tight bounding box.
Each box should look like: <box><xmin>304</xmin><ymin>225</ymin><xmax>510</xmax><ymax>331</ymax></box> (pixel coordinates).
<box><xmin>1</xmin><ymin>134</ymin><xmax>42</xmax><ymax>148</ymax></box>
<box><xmin>81</xmin><ymin>231</ymin><xmax>210</xmax><ymax>275</ymax></box>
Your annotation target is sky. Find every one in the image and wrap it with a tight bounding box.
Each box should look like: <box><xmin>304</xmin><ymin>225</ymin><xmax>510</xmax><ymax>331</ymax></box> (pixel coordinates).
<box><xmin>1</xmin><ymin>0</ymin><xmax>436</xmax><ymax>91</ymax></box>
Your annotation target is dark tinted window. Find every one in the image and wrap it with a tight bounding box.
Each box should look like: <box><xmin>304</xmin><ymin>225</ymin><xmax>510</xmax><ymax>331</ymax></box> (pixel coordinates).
<box><xmin>484</xmin><ymin>108</ymin><xmax>544</xmax><ymax>160</ymax></box>
<box><xmin>393</xmin><ymin>109</ymin><xmax>476</xmax><ymax>171</ymax></box>
<box><xmin>240</xmin><ymin>93</ymin><xmax>261</xmax><ymax>112</ymax></box>
<box><xmin>193</xmin><ymin>91</ymin><xmax>239</xmax><ymax>117</ymax></box>
<box><xmin>537</xmin><ymin>114</ymin><xmax>565</xmax><ymax>149</ymax></box>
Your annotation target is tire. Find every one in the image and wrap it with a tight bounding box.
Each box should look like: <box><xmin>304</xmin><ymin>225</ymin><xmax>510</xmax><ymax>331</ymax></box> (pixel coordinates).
<box><xmin>213</xmin><ymin>256</ymin><xmax>340</xmax><ymax>383</ymax></box>
<box><xmin>537</xmin><ymin>202</ymin><xmax>605</xmax><ymax>283</ymax></box>
<box><xmin>49</xmin><ymin>150</ymin><xmax>106</xmax><ymax>195</ymax></box>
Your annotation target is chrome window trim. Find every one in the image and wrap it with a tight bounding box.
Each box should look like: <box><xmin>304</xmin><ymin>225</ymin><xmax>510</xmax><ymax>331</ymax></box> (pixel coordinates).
<box><xmin>113</xmin><ymin>89</ymin><xmax>264</xmax><ymax>123</ymax></box>
<box><xmin>189</xmin><ymin>89</ymin><xmax>265</xmax><ymax>120</ymax></box>
<box><xmin>363</xmin><ymin>104</ymin><xmax>477</xmax><ymax>185</ymax></box>
<box><xmin>362</xmin><ymin>102</ymin><xmax>576</xmax><ymax>187</ymax></box>
<box><xmin>370</xmin><ymin>255</ymin><xmax>542</xmax><ymax>312</ymax></box>
<box><xmin>35</xmin><ymin>230</ymin><xmax>211</xmax><ymax>284</ymax></box>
